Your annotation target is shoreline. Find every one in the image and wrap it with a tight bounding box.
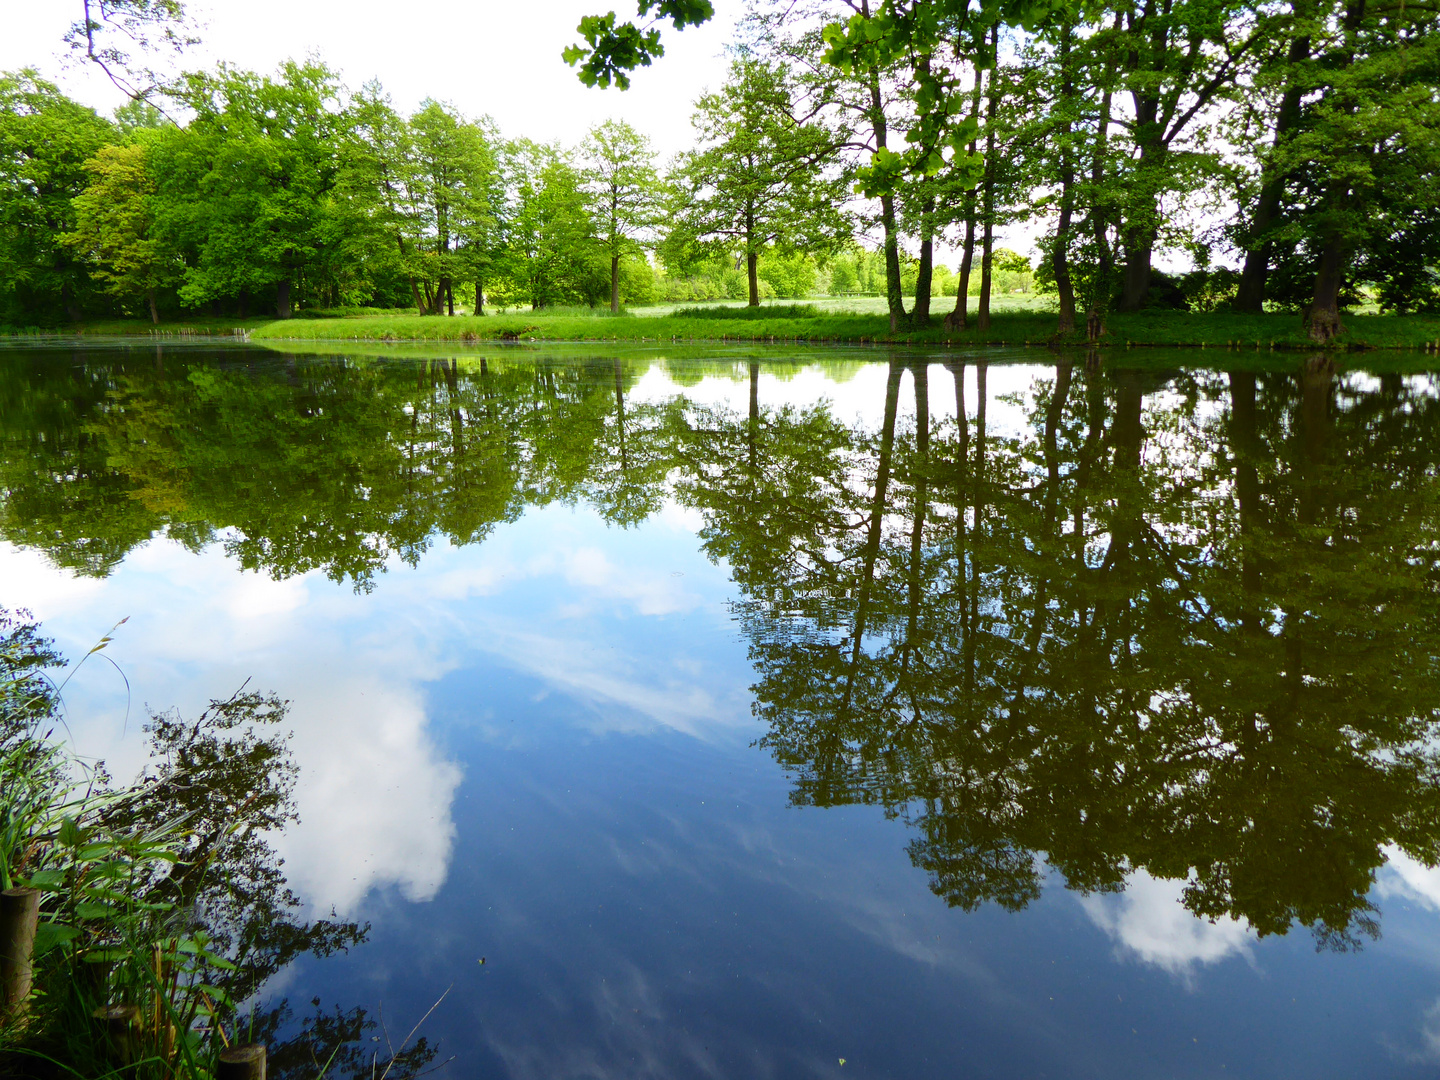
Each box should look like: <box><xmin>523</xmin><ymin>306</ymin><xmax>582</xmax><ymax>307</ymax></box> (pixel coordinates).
<box><xmin>7</xmin><ymin>309</ymin><xmax>1440</xmax><ymax>351</ymax></box>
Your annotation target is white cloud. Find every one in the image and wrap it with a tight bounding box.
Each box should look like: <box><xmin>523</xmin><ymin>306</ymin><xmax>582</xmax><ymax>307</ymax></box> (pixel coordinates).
<box><xmin>1376</xmin><ymin>846</ymin><xmax>1440</xmax><ymax>913</ymax></box>
<box><xmin>1078</xmin><ymin>870</ymin><xmax>1254</xmax><ymax>979</ymax></box>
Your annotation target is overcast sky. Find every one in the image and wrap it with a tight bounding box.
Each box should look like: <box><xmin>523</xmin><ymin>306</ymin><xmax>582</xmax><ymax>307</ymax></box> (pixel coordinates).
<box><xmin>4</xmin><ymin>0</ymin><xmax>744</xmax><ymax>158</ymax></box>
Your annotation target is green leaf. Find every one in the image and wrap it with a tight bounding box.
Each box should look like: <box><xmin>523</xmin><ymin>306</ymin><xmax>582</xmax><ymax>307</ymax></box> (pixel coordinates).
<box><xmin>74</xmin><ymin>901</ymin><xmax>119</xmax><ymax>920</ymax></box>
<box><xmin>32</xmin><ymin>921</ymin><xmax>80</xmax><ymax>956</ymax></box>
<box><xmin>22</xmin><ymin>869</ymin><xmax>67</xmax><ymax>889</ymax></box>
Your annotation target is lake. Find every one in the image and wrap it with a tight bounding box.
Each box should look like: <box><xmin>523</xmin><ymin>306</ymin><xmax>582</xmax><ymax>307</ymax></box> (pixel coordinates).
<box><xmin>3</xmin><ymin>338</ymin><xmax>1440</xmax><ymax>1079</ymax></box>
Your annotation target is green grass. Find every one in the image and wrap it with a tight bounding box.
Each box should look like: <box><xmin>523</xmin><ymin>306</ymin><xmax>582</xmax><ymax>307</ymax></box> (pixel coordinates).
<box><xmin>13</xmin><ymin>300</ymin><xmax>1440</xmax><ymax>351</ymax></box>
<box><xmin>247</xmin><ymin>308</ymin><xmax>1440</xmax><ymax>351</ymax></box>
<box><xmin>1</xmin><ymin>316</ymin><xmax>272</xmax><ymax>337</ymax></box>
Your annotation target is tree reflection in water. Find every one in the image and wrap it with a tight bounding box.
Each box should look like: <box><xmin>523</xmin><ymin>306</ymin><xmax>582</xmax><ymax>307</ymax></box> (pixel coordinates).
<box><xmin>2</xmin><ymin>345</ymin><xmax>1438</xmax><ymax>954</ymax></box>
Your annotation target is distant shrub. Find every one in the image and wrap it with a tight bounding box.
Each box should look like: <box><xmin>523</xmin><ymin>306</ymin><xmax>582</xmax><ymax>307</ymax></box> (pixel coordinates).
<box><xmin>671</xmin><ymin>303</ymin><xmax>822</xmax><ymax>320</ymax></box>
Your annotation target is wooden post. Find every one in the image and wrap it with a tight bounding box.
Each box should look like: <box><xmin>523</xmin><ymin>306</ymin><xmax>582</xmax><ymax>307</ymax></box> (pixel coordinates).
<box><xmin>218</xmin><ymin>1042</ymin><xmax>267</xmax><ymax>1080</ymax></box>
<box><xmin>0</xmin><ymin>887</ymin><xmax>40</xmax><ymax>1021</ymax></box>
<box><xmin>93</xmin><ymin>1004</ymin><xmax>141</xmax><ymax>1065</ymax></box>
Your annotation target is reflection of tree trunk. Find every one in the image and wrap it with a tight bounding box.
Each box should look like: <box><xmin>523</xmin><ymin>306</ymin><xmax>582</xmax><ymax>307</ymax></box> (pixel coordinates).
<box><xmin>614</xmin><ymin>358</ymin><xmax>628</xmax><ymax>472</ymax></box>
<box><xmin>1045</xmin><ymin>363</ymin><xmax>1073</xmax><ymax>505</ymax></box>
<box><xmin>966</xmin><ymin>361</ymin><xmax>989</xmax><ymax>692</ymax></box>
<box><xmin>1229</xmin><ymin>371</ymin><xmax>1263</xmax><ymax>635</ymax></box>
<box><xmin>442</xmin><ymin>360</ymin><xmax>463</xmax><ymax>458</ymax></box>
<box><xmin>1093</xmin><ymin>372</ymin><xmax>1145</xmax><ymax>660</ymax></box>
<box><xmin>1004</xmin><ymin>362</ymin><xmax>1073</xmax><ymax>719</ymax></box>
<box><xmin>947</xmin><ymin>360</ymin><xmax>970</xmax><ymax>617</ymax></box>
<box><xmin>1281</xmin><ymin>354</ymin><xmax>1333</xmax><ymax>717</ymax></box>
<box><xmin>748</xmin><ymin>361</ymin><xmax>760</xmax><ymax>475</ymax></box>
<box><xmin>1299</xmin><ymin>355</ymin><xmax>1332</xmax><ymax>514</ymax></box>
<box><xmin>845</xmin><ymin>358</ymin><xmax>904</xmax><ymax>690</ymax></box>
<box><xmin>904</xmin><ymin>361</ymin><xmax>931</xmax><ymax>671</ymax></box>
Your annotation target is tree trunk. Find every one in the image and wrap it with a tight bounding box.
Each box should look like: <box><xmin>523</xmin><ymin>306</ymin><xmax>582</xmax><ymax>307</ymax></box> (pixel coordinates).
<box><xmin>1051</xmin><ymin>21</ymin><xmax>1077</xmax><ymax>334</ymax></box>
<box><xmin>1235</xmin><ymin>21</ymin><xmax>1312</xmax><ymax>311</ymax></box>
<box><xmin>1086</xmin><ymin>81</ymin><xmax>1116</xmax><ymax>331</ymax></box>
<box><xmin>976</xmin><ymin>27</ymin><xmax>1000</xmax><ymax>333</ymax></box>
<box><xmin>1303</xmin><ymin>235</ymin><xmax>1345</xmax><ymax>342</ymax></box>
<box><xmin>446</xmin><ymin>278</ymin><xmax>455</xmax><ymax>316</ymax></box>
<box><xmin>947</xmin><ymin>68</ymin><xmax>985</xmax><ymax>331</ymax></box>
<box><xmin>881</xmin><ymin>193</ymin><xmax>906</xmax><ymax>333</ymax></box>
<box><xmin>747</xmin><ymin>250</ymin><xmax>760</xmax><ymax>308</ymax></box>
<box><xmin>611</xmin><ymin>255</ymin><xmax>621</xmax><ymax>313</ymax></box>
<box><xmin>1118</xmin><ymin>222</ymin><xmax>1155</xmax><ymax>312</ymax></box>
<box><xmin>147</xmin><ymin>287</ymin><xmax>159</xmax><ymax>325</ymax></box>
<box><xmin>952</xmin><ymin>217</ymin><xmax>977</xmax><ymax>330</ymax></box>
<box><xmin>276</xmin><ymin>279</ymin><xmax>291</xmax><ymax>318</ymax></box>
<box><xmin>913</xmin><ymin>196</ymin><xmax>935</xmax><ymax>324</ymax></box>
<box><xmin>475</xmin><ymin>280</ymin><xmax>484</xmax><ymax>316</ymax></box>
<box><xmin>864</xmin><ymin>56</ymin><xmax>907</xmax><ymax>331</ymax></box>
<box><xmin>238</xmin><ymin>289</ymin><xmax>249</xmax><ymax>320</ymax></box>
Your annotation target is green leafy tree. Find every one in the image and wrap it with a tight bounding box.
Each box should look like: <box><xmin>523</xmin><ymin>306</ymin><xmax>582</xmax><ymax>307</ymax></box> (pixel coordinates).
<box><xmin>667</xmin><ymin>58</ymin><xmax>848</xmax><ymax>307</ymax></box>
<box><xmin>581</xmin><ymin>119</ymin><xmax>661</xmax><ymax>312</ymax></box>
<box><xmin>159</xmin><ymin>61</ymin><xmax>344</xmax><ymax>317</ymax></box>
<box><xmin>499</xmin><ymin>141</ymin><xmax>599</xmax><ymax>309</ymax></box>
<box><xmin>0</xmin><ymin>71</ymin><xmax>116</xmax><ymax>325</ymax></box>
<box><xmin>64</xmin><ymin>137</ymin><xmax>179</xmax><ymax>323</ymax></box>
<box><xmin>406</xmin><ymin>100</ymin><xmax>503</xmax><ymax>315</ymax></box>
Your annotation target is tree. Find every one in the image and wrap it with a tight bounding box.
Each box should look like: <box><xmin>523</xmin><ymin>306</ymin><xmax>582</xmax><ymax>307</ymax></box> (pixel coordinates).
<box><xmin>667</xmin><ymin>58</ymin><xmax>848</xmax><ymax>307</ymax></box>
<box><xmin>581</xmin><ymin>119</ymin><xmax>661</xmax><ymax>312</ymax></box>
<box><xmin>64</xmin><ymin>0</ymin><xmax>198</xmax><ymax>107</ymax></box>
<box><xmin>407</xmin><ymin>100</ymin><xmax>502</xmax><ymax>315</ymax></box>
<box><xmin>500</xmin><ymin>141</ymin><xmax>599</xmax><ymax>309</ymax></box>
<box><xmin>159</xmin><ymin>61</ymin><xmax>344</xmax><ymax>317</ymax></box>
<box><xmin>0</xmin><ymin>71</ymin><xmax>116</xmax><ymax>324</ymax></box>
<box><xmin>1285</xmin><ymin>0</ymin><xmax>1440</xmax><ymax>340</ymax></box>
<box><xmin>64</xmin><ymin>137</ymin><xmax>178</xmax><ymax>323</ymax></box>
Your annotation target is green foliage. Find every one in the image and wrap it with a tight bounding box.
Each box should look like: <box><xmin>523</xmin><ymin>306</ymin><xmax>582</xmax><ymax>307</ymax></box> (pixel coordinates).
<box><xmin>667</xmin><ymin>58</ymin><xmax>849</xmax><ymax>305</ymax></box>
<box><xmin>0</xmin><ymin>71</ymin><xmax>116</xmax><ymax>325</ymax></box>
<box><xmin>671</xmin><ymin>303</ymin><xmax>821</xmax><ymax>320</ymax></box>
<box><xmin>64</xmin><ymin>137</ymin><xmax>178</xmax><ymax>322</ymax></box>
<box><xmin>563</xmin><ymin>1</ymin><xmax>716</xmax><ymax>89</ymax></box>
<box><xmin>0</xmin><ymin>610</ymin><xmax>373</xmax><ymax>1079</ymax></box>
<box><xmin>581</xmin><ymin>119</ymin><xmax>663</xmax><ymax>310</ymax></box>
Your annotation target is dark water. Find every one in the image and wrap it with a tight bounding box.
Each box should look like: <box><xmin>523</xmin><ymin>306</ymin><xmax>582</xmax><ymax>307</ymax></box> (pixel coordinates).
<box><xmin>4</xmin><ymin>339</ymin><xmax>1440</xmax><ymax>1078</ymax></box>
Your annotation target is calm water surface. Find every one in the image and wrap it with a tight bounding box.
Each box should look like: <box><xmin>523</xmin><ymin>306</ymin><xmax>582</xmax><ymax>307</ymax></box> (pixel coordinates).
<box><xmin>3</xmin><ymin>339</ymin><xmax>1440</xmax><ymax>1078</ymax></box>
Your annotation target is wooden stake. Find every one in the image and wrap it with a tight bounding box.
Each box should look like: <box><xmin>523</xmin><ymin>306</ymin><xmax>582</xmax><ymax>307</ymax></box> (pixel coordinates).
<box><xmin>0</xmin><ymin>888</ymin><xmax>39</xmax><ymax>1021</ymax></box>
<box><xmin>218</xmin><ymin>1042</ymin><xmax>267</xmax><ymax>1080</ymax></box>
<box><xmin>93</xmin><ymin>1004</ymin><xmax>141</xmax><ymax>1065</ymax></box>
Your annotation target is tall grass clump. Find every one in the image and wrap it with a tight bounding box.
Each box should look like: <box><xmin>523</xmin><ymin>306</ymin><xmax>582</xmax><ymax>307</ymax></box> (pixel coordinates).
<box><xmin>670</xmin><ymin>304</ymin><xmax>822</xmax><ymax>320</ymax></box>
<box><xmin>0</xmin><ymin>610</ymin><xmax>428</xmax><ymax>1080</ymax></box>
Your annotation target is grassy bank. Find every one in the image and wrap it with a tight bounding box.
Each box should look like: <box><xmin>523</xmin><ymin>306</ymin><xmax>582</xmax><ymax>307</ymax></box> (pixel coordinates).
<box><xmin>247</xmin><ymin>309</ymin><xmax>1440</xmax><ymax>350</ymax></box>
<box><xmin>10</xmin><ymin>306</ymin><xmax>1440</xmax><ymax>350</ymax></box>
